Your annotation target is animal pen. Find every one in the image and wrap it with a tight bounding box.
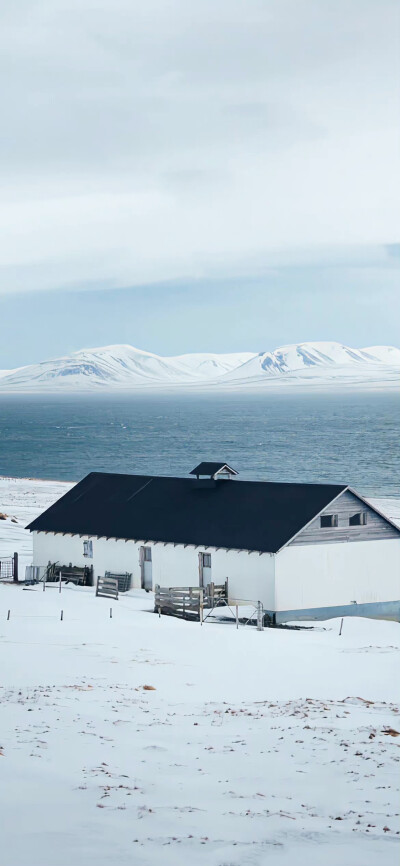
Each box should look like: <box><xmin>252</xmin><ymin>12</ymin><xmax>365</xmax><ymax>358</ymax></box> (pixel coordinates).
<box><xmin>154</xmin><ymin>582</ymin><xmax>264</xmax><ymax>630</ymax></box>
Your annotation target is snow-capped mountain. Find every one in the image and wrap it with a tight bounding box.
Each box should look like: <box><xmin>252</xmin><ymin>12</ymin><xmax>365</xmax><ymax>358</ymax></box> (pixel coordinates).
<box><xmin>0</xmin><ymin>345</ymin><xmax>256</xmax><ymax>390</ymax></box>
<box><xmin>0</xmin><ymin>342</ymin><xmax>398</xmax><ymax>391</ymax></box>
<box><xmin>218</xmin><ymin>342</ymin><xmax>399</xmax><ymax>384</ymax></box>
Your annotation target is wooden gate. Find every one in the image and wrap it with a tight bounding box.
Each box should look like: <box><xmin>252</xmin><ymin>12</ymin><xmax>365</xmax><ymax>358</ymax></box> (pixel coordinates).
<box><xmin>96</xmin><ymin>576</ymin><xmax>119</xmax><ymax>600</ymax></box>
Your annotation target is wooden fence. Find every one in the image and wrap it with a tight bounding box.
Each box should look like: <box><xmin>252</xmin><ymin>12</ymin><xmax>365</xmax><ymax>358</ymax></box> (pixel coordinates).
<box><xmin>154</xmin><ymin>582</ymin><xmax>228</xmax><ymax>622</ymax></box>
<box><xmin>45</xmin><ymin>563</ymin><xmax>94</xmax><ymax>586</ymax></box>
<box><xmin>96</xmin><ymin>576</ymin><xmax>119</xmax><ymax>600</ymax></box>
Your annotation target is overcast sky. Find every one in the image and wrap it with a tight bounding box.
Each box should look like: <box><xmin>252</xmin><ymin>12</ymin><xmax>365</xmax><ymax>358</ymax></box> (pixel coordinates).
<box><xmin>0</xmin><ymin>0</ymin><xmax>399</xmax><ymax>365</ymax></box>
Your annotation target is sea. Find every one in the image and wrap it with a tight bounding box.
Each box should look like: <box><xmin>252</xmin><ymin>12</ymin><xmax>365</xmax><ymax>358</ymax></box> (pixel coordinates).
<box><xmin>0</xmin><ymin>391</ymin><xmax>398</xmax><ymax>497</ymax></box>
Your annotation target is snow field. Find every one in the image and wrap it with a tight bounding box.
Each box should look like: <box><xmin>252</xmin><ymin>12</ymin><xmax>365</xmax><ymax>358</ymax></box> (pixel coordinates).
<box><xmin>0</xmin><ymin>584</ymin><xmax>399</xmax><ymax>866</ymax></box>
<box><xmin>0</xmin><ymin>476</ymin><xmax>399</xmax><ymax>864</ymax></box>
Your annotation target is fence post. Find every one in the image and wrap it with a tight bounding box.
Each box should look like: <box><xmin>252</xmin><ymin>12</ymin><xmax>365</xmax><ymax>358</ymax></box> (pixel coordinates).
<box><xmin>199</xmin><ymin>588</ymin><xmax>204</xmax><ymax>625</ymax></box>
<box><xmin>13</xmin><ymin>552</ymin><xmax>18</xmax><ymax>583</ymax></box>
<box><xmin>257</xmin><ymin>601</ymin><xmax>264</xmax><ymax>631</ymax></box>
<box><xmin>236</xmin><ymin>604</ymin><xmax>239</xmax><ymax>629</ymax></box>
<box><xmin>60</xmin><ymin>610</ymin><xmax>64</xmax><ymax>621</ymax></box>
<box><xmin>43</xmin><ymin>568</ymin><xmax>46</xmax><ymax>592</ymax></box>
<box><xmin>210</xmin><ymin>582</ymin><xmax>214</xmax><ymax>605</ymax></box>
<box><xmin>59</xmin><ymin>570</ymin><xmax>62</xmax><ymax>593</ymax></box>
<box><xmin>7</xmin><ymin>609</ymin><xmax>10</xmax><ymax>620</ymax></box>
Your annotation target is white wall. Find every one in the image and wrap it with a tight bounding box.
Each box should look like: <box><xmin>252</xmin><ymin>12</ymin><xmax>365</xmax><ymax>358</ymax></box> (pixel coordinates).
<box><xmin>152</xmin><ymin>545</ymin><xmax>199</xmax><ymax>588</ymax></box>
<box><xmin>32</xmin><ymin>532</ymin><xmax>276</xmax><ymax>606</ymax></box>
<box><xmin>275</xmin><ymin>539</ymin><xmax>400</xmax><ymax>611</ymax></box>
<box><xmin>33</xmin><ymin>532</ymin><xmax>87</xmax><ymax>570</ymax></box>
<box><xmin>210</xmin><ymin>549</ymin><xmax>275</xmax><ymax>608</ymax></box>
<box><xmin>151</xmin><ymin>544</ymin><xmax>275</xmax><ymax>608</ymax></box>
<box><xmin>92</xmin><ymin>538</ymin><xmax>141</xmax><ymax>585</ymax></box>
<box><xmin>33</xmin><ymin>532</ymin><xmax>143</xmax><ymax>588</ymax></box>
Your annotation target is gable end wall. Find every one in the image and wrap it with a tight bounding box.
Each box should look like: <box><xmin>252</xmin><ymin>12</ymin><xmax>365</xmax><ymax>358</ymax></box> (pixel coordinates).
<box><xmin>288</xmin><ymin>490</ymin><xmax>399</xmax><ymax>546</ymax></box>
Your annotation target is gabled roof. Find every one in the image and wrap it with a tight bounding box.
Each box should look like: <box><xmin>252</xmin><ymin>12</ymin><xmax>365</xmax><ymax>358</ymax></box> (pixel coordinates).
<box><xmin>27</xmin><ymin>471</ymin><xmax>349</xmax><ymax>553</ymax></box>
<box><xmin>190</xmin><ymin>462</ymin><xmax>238</xmax><ymax>477</ymax></box>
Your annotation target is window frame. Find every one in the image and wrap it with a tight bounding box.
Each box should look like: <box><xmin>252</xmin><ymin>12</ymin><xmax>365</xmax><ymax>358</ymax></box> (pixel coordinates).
<box><xmin>320</xmin><ymin>514</ymin><xmax>338</xmax><ymax>528</ymax></box>
<box><xmin>349</xmin><ymin>512</ymin><xmax>367</xmax><ymax>527</ymax></box>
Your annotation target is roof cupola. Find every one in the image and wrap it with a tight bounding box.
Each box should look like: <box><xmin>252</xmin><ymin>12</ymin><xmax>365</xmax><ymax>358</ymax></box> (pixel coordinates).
<box><xmin>190</xmin><ymin>462</ymin><xmax>238</xmax><ymax>480</ymax></box>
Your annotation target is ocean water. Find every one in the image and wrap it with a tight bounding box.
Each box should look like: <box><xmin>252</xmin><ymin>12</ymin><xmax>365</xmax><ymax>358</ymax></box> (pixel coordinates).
<box><xmin>0</xmin><ymin>392</ymin><xmax>398</xmax><ymax>497</ymax></box>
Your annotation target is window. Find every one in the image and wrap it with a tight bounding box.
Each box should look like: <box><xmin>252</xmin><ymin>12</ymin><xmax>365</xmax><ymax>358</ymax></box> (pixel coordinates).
<box><xmin>349</xmin><ymin>512</ymin><xmax>367</xmax><ymax>526</ymax></box>
<box><xmin>83</xmin><ymin>539</ymin><xmax>93</xmax><ymax>558</ymax></box>
<box><xmin>143</xmin><ymin>547</ymin><xmax>152</xmax><ymax>561</ymax></box>
<box><xmin>202</xmin><ymin>553</ymin><xmax>211</xmax><ymax>567</ymax></box>
<box><xmin>320</xmin><ymin>514</ymin><xmax>338</xmax><ymax>528</ymax></box>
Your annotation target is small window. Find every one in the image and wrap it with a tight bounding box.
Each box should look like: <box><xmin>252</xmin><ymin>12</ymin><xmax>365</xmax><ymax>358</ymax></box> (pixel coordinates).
<box><xmin>349</xmin><ymin>512</ymin><xmax>367</xmax><ymax>526</ymax></box>
<box><xmin>202</xmin><ymin>553</ymin><xmax>211</xmax><ymax>567</ymax></box>
<box><xmin>83</xmin><ymin>539</ymin><xmax>93</xmax><ymax>558</ymax></box>
<box><xmin>143</xmin><ymin>547</ymin><xmax>152</xmax><ymax>561</ymax></box>
<box><xmin>320</xmin><ymin>514</ymin><xmax>338</xmax><ymax>528</ymax></box>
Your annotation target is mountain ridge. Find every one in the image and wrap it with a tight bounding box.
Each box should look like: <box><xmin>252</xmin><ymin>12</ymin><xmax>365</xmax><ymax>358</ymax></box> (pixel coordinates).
<box><xmin>0</xmin><ymin>342</ymin><xmax>399</xmax><ymax>391</ymax></box>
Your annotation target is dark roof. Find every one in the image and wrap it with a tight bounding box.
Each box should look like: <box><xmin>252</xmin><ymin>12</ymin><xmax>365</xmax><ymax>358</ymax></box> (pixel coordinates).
<box><xmin>190</xmin><ymin>462</ymin><xmax>238</xmax><ymax>477</ymax></box>
<box><xmin>27</xmin><ymin>471</ymin><xmax>348</xmax><ymax>553</ymax></box>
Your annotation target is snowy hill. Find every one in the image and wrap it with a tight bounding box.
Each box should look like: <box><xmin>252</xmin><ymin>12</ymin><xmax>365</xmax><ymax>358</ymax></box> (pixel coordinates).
<box><xmin>218</xmin><ymin>342</ymin><xmax>400</xmax><ymax>386</ymax></box>
<box><xmin>0</xmin><ymin>341</ymin><xmax>398</xmax><ymax>391</ymax></box>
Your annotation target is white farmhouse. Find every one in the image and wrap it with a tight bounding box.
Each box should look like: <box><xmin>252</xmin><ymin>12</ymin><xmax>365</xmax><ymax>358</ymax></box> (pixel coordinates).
<box><xmin>27</xmin><ymin>462</ymin><xmax>400</xmax><ymax>622</ymax></box>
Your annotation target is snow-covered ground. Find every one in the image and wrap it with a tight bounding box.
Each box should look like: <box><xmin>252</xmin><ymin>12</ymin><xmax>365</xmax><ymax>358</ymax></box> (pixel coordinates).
<box><xmin>0</xmin><ymin>476</ymin><xmax>73</xmax><ymax>575</ymax></box>
<box><xmin>1</xmin><ymin>476</ymin><xmax>400</xmax><ymax>865</ymax></box>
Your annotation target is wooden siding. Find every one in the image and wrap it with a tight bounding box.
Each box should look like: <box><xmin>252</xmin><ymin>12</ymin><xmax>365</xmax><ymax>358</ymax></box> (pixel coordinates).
<box><xmin>288</xmin><ymin>489</ymin><xmax>399</xmax><ymax>546</ymax></box>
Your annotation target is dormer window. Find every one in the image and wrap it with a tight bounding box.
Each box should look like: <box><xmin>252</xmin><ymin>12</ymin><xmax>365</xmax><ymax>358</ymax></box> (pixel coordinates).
<box><xmin>349</xmin><ymin>512</ymin><xmax>367</xmax><ymax>526</ymax></box>
<box><xmin>320</xmin><ymin>514</ymin><xmax>338</xmax><ymax>528</ymax></box>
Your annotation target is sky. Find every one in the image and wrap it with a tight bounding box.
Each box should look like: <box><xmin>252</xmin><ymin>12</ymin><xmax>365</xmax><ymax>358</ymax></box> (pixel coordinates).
<box><xmin>0</xmin><ymin>0</ymin><xmax>399</xmax><ymax>367</ymax></box>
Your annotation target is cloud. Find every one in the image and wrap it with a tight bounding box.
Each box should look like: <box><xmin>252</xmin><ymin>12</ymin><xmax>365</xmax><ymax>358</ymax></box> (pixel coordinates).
<box><xmin>0</xmin><ymin>0</ymin><xmax>398</xmax><ymax>294</ymax></box>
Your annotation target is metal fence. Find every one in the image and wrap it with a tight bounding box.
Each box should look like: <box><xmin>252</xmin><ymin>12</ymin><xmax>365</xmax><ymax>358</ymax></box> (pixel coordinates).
<box><xmin>0</xmin><ymin>553</ymin><xmax>18</xmax><ymax>581</ymax></box>
<box><xmin>105</xmin><ymin>571</ymin><xmax>131</xmax><ymax>593</ymax></box>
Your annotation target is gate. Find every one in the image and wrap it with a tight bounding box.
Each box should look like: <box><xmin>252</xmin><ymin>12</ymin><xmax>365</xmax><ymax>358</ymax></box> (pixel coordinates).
<box><xmin>96</xmin><ymin>575</ymin><xmax>119</xmax><ymax>600</ymax></box>
<box><xmin>0</xmin><ymin>553</ymin><xmax>18</xmax><ymax>582</ymax></box>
